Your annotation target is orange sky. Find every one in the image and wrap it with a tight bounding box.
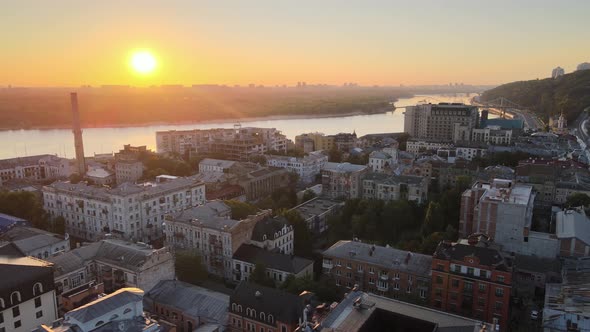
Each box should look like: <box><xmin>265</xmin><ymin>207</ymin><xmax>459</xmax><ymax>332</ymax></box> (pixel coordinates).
<box><xmin>2</xmin><ymin>1</ymin><xmax>590</xmax><ymax>87</ymax></box>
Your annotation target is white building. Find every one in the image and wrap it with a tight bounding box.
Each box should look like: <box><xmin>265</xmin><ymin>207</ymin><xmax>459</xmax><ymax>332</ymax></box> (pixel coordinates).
<box><xmin>453</xmin><ymin>124</ymin><xmax>513</xmax><ymax>145</ymax></box>
<box><xmin>0</xmin><ymin>226</ymin><xmax>70</xmax><ymax>259</ymax></box>
<box><xmin>0</xmin><ymin>155</ymin><xmax>72</xmax><ymax>185</ymax></box>
<box><xmin>199</xmin><ymin>158</ymin><xmax>237</xmax><ymax>175</ymax></box>
<box><xmin>577</xmin><ymin>62</ymin><xmax>590</xmax><ymax>71</ymax></box>
<box><xmin>0</xmin><ymin>251</ymin><xmax>58</xmax><ymax>332</ymax></box>
<box><xmin>265</xmin><ymin>152</ymin><xmax>328</xmax><ymax>183</ymax></box>
<box><xmin>406</xmin><ymin>139</ymin><xmax>453</xmax><ymax>154</ymax></box>
<box><xmin>85</xmin><ymin>166</ymin><xmax>115</xmax><ymax>186</ymax></box>
<box><xmin>42</xmin><ymin>176</ymin><xmax>206</xmax><ymax>243</ymax></box>
<box><xmin>115</xmin><ymin>160</ymin><xmax>144</xmax><ymax>184</ymax></box>
<box><xmin>455</xmin><ymin>145</ymin><xmax>487</xmax><ymax>161</ymax></box>
<box><xmin>47</xmin><ymin>239</ymin><xmax>175</xmax><ymax>297</ymax></box>
<box><xmin>552</xmin><ymin>66</ymin><xmax>565</xmax><ymax>78</ymax></box>
<box><xmin>362</xmin><ymin>173</ymin><xmax>429</xmax><ymax>204</ymax></box>
<box><xmin>249</xmin><ymin>216</ymin><xmax>294</xmax><ymax>255</ymax></box>
<box><xmin>368</xmin><ymin>148</ymin><xmax>398</xmax><ymax>173</ymax></box>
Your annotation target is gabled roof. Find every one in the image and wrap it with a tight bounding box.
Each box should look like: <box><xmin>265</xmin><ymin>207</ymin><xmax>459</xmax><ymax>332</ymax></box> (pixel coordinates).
<box><xmin>230</xmin><ymin>282</ymin><xmax>304</xmax><ymax>325</ymax></box>
<box><xmin>251</xmin><ymin>216</ymin><xmax>289</xmax><ymax>242</ymax></box>
<box><xmin>66</xmin><ymin>288</ymin><xmax>144</xmax><ymax>324</ymax></box>
<box><xmin>233</xmin><ymin>244</ymin><xmax>313</xmax><ymax>274</ymax></box>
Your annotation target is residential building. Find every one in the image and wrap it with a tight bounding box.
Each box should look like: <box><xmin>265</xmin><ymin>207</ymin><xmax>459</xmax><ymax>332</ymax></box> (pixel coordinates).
<box><xmin>249</xmin><ymin>216</ymin><xmax>294</xmax><ymax>255</ymax></box>
<box><xmin>430</xmin><ymin>236</ymin><xmax>512</xmax><ymax>331</ymax></box>
<box><xmin>0</xmin><ymin>226</ymin><xmax>69</xmax><ymax>259</ymax></box>
<box><xmin>294</xmin><ymin>132</ymin><xmax>357</xmax><ymax>152</ymax></box>
<box><xmin>164</xmin><ymin>208</ymin><xmax>271</xmax><ymax>279</ymax></box>
<box><xmin>228</xmin><ymin>282</ymin><xmax>308</xmax><ymax>332</ymax></box>
<box><xmin>85</xmin><ymin>166</ymin><xmax>115</xmax><ymax>186</ymax></box>
<box><xmin>577</xmin><ymin>62</ymin><xmax>590</xmax><ymax>71</ymax></box>
<box><xmin>235</xmin><ymin>165</ymin><xmax>290</xmax><ymax>201</ymax></box>
<box><xmin>114</xmin><ymin>144</ymin><xmax>152</xmax><ymax>161</ymax></box>
<box><xmin>332</xmin><ymin>132</ymin><xmax>358</xmax><ymax>152</ymax></box>
<box><xmin>199</xmin><ymin>159</ymin><xmax>237</xmax><ymax>175</ymax></box>
<box><xmin>406</xmin><ymin>139</ymin><xmax>453</xmax><ymax>154</ymax></box>
<box><xmin>42</xmin><ymin>176</ymin><xmax>206</xmax><ymax>243</ymax></box>
<box><xmin>357</xmin><ymin>133</ymin><xmax>401</xmax><ymax>149</ymax></box>
<box><xmin>0</xmin><ymin>250</ymin><xmax>58</xmax><ymax>332</ymax></box>
<box><xmin>145</xmin><ymin>280</ymin><xmax>229</xmax><ymax>332</ymax></box>
<box><xmin>47</xmin><ymin>239</ymin><xmax>175</xmax><ymax>298</ymax></box>
<box><xmin>455</xmin><ymin>144</ymin><xmax>488</xmax><ymax>161</ymax></box>
<box><xmin>361</xmin><ymin>172</ymin><xmax>429</xmax><ymax>204</ymax></box>
<box><xmin>289</xmin><ymin>197</ymin><xmax>344</xmax><ymax>235</ymax></box>
<box><xmin>0</xmin><ymin>154</ymin><xmax>72</xmax><ymax>185</ymax></box>
<box><xmin>294</xmin><ymin>134</ymin><xmax>315</xmax><ymax>153</ymax></box>
<box><xmin>552</xmin><ymin>66</ymin><xmax>565</xmax><ymax>78</ymax></box>
<box><xmin>314</xmin><ymin>289</ymin><xmax>494</xmax><ymax>332</ymax></box>
<box><xmin>453</xmin><ymin>124</ymin><xmax>513</xmax><ymax>145</ymax></box>
<box><xmin>115</xmin><ymin>160</ymin><xmax>144</xmax><ymax>184</ymax></box>
<box><xmin>404</xmin><ymin>103</ymin><xmax>479</xmax><ymax>141</ymax></box>
<box><xmin>37</xmin><ymin>288</ymin><xmax>163</xmax><ymax>332</ymax></box>
<box><xmin>59</xmin><ymin>282</ymin><xmax>105</xmax><ymax>314</ymax></box>
<box><xmin>266</xmin><ymin>152</ymin><xmax>328</xmax><ymax>184</ymax></box>
<box><xmin>232</xmin><ymin>244</ymin><xmax>314</xmax><ymax>284</ymax></box>
<box><xmin>321</xmin><ymin>162</ymin><xmax>368</xmax><ymax>199</ymax></box>
<box><xmin>368</xmin><ymin>148</ymin><xmax>398</xmax><ymax>173</ymax></box>
<box><xmin>432</xmin><ymin>159</ymin><xmax>478</xmax><ymax>190</ymax></box>
<box><xmin>458</xmin><ymin>179</ymin><xmax>558</xmax><ymax>257</ymax></box>
<box><xmin>555</xmin><ymin>208</ymin><xmax>590</xmax><ymax>257</ymax></box>
<box><xmin>156</xmin><ymin>127</ymin><xmax>288</xmax><ymax>159</ymax></box>
<box><xmin>322</xmin><ymin>240</ymin><xmax>432</xmax><ymax>304</ymax></box>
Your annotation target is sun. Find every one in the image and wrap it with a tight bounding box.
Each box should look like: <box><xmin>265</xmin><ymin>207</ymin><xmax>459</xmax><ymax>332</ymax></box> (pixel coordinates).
<box><xmin>130</xmin><ymin>51</ymin><xmax>157</xmax><ymax>74</ymax></box>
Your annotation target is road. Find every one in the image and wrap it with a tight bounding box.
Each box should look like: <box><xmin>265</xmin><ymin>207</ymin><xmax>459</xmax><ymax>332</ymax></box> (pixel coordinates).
<box><xmin>509</xmin><ymin>108</ymin><xmax>543</xmax><ymax>130</ymax></box>
<box><xmin>571</xmin><ymin>106</ymin><xmax>590</xmax><ymax>162</ymax></box>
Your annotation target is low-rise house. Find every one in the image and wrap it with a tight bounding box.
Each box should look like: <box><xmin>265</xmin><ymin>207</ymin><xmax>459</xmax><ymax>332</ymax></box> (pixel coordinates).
<box><xmin>145</xmin><ymin>280</ymin><xmax>229</xmax><ymax>332</ymax></box>
<box><xmin>368</xmin><ymin>148</ymin><xmax>398</xmax><ymax>173</ymax></box>
<box><xmin>46</xmin><ymin>239</ymin><xmax>175</xmax><ymax>300</ymax></box>
<box><xmin>232</xmin><ymin>244</ymin><xmax>314</xmax><ymax>285</ymax></box>
<box><xmin>37</xmin><ymin>288</ymin><xmax>164</xmax><ymax>332</ymax></box>
<box><xmin>289</xmin><ymin>197</ymin><xmax>344</xmax><ymax>235</ymax></box>
<box><xmin>249</xmin><ymin>216</ymin><xmax>293</xmax><ymax>255</ymax></box>
<box><xmin>555</xmin><ymin>208</ymin><xmax>590</xmax><ymax>257</ymax></box>
<box><xmin>321</xmin><ymin>162</ymin><xmax>368</xmax><ymax>199</ymax></box>
<box><xmin>228</xmin><ymin>282</ymin><xmax>308</xmax><ymax>332</ymax></box>
<box><xmin>0</xmin><ymin>248</ymin><xmax>59</xmax><ymax>332</ymax></box>
<box><xmin>322</xmin><ymin>240</ymin><xmax>432</xmax><ymax>304</ymax></box>
<box><xmin>0</xmin><ymin>226</ymin><xmax>70</xmax><ymax>259</ymax></box>
<box><xmin>361</xmin><ymin>172</ymin><xmax>428</xmax><ymax>204</ymax></box>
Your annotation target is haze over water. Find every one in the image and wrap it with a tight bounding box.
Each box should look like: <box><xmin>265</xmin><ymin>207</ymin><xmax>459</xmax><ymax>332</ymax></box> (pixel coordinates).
<box><xmin>0</xmin><ymin>93</ymin><xmax>474</xmax><ymax>159</ymax></box>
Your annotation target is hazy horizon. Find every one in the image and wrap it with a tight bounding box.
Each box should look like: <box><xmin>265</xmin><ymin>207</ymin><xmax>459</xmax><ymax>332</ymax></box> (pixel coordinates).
<box><xmin>2</xmin><ymin>0</ymin><xmax>590</xmax><ymax>87</ymax></box>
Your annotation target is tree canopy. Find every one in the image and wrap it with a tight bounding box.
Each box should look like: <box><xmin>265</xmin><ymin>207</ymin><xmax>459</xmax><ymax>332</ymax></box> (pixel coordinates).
<box><xmin>565</xmin><ymin>193</ymin><xmax>590</xmax><ymax>208</ymax></box>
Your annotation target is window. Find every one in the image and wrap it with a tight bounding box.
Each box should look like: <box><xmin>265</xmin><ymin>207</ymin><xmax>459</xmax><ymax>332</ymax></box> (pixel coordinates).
<box><xmin>478</xmin><ymin>297</ymin><xmax>486</xmax><ymax>306</ymax></box>
<box><xmin>467</xmin><ymin>267</ymin><xmax>474</xmax><ymax>276</ymax></box>
<box><xmin>35</xmin><ymin>297</ymin><xmax>42</xmax><ymax>308</ymax></box>
<box><xmin>479</xmin><ymin>284</ymin><xmax>486</xmax><ymax>293</ymax></box>
<box><xmin>450</xmin><ymin>292</ymin><xmax>458</xmax><ymax>300</ymax></box>
<box><xmin>406</xmin><ymin>285</ymin><xmax>412</xmax><ymax>293</ymax></box>
<box><xmin>436</xmin><ymin>263</ymin><xmax>444</xmax><ymax>271</ymax></box>
<box><xmin>346</xmin><ymin>263</ymin><xmax>352</xmax><ymax>269</ymax></box>
<box><xmin>451</xmin><ymin>279</ymin><xmax>459</xmax><ymax>288</ymax></box>
<box><xmin>14</xmin><ymin>320</ymin><xmax>21</xmax><ymax>329</ymax></box>
<box><xmin>12</xmin><ymin>306</ymin><xmax>20</xmax><ymax>317</ymax></box>
<box><xmin>357</xmin><ymin>265</ymin><xmax>363</xmax><ymax>272</ymax></box>
<box><xmin>495</xmin><ymin>288</ymin><xmax>504</xmax><ymax>297</ymax></box>
<box><xmin>124</xmin><ymin>308</ymin><xmax>132</xmax><ymax>314</ymax></box>
<box><xmin>497</xmin><ymin>275</ymin><xmax>505</xmax><ymax>283</ymax></box>
<box><xmin>281</xmin><ymin>326</ymin><xmax>287</xmax><ymax>332</ymax></box>
<box><xmin>33</xmin><ymin>282</ymin><xmax>43</xmax><ymax>295</ymax></box>
<box><xmin>454</xmin><ymin>265</ymin><xmax>461</xmax><ymax>273</ymax></box>
<box><xmin>495</xmin><ymin>301</ymin><xmax>502</xmax><ymax>310</ymax></box>
<box><xmin>419</xmin><ymin>289</ymin><xmax>426</xmax><ymax>299</ymax></box>
<box><xmin>10</xmin><ymin>291</ymin><xmax>21</xmax><ymax>305</ymax></box>
<box><xmin>260</xmin><ymin>312</ymin><xmax>265</xmax><ymax>321</ymax></box>
<box><xmin>369</xmin><ymin>267</ymin><xmax>374</xmax><ymax>274</ymax></box>
<box><xmin>435</xmin><ymin>288</ymin><xmax>442</xmax><ymax>296</ymax></box>
<box><xmin>268</xmin><ymin>314</ymin><xmax>274</xmax><ymax>324</ymax></box>
<box><xmin>0</xmin><ymin>312</ymin><xmax>3</xmax><ymax>324</ymax></box>
<box><xmin>36</xmin><ymin>311</ymin><xmax>43</xmax><ymax>319</ymax></box>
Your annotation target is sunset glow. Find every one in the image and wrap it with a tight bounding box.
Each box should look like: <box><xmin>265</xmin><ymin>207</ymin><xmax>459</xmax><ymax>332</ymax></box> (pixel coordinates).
<box><xmin>130</xmin><ymin>51</ymin><xmax>157</xmax><ymax>75</ymax></box>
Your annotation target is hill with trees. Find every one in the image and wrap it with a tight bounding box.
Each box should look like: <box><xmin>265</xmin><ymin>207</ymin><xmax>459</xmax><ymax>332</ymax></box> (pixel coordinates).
<box><xmin>480</xmin><ymin>69</ymin><xmax>590</xmax><ymax>122</ymax></box>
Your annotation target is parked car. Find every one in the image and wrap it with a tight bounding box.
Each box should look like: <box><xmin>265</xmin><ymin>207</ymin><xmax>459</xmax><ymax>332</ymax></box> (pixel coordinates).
<box><xmin>531</xmin><ymin>310</ymin><xmax>539</xmax><ymax>320</ymax></box>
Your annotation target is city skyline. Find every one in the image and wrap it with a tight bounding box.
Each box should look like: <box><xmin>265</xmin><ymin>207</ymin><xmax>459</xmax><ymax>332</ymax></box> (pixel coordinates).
<box><xmin>2</xmin><ymin>0</ymin><xmax>590</xmax><ymax>87</ymax></box>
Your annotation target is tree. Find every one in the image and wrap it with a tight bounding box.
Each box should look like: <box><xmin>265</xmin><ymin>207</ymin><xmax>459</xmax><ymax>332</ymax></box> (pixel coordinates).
<box><xmin>565</xmin><ymin>193</ymin><xmax>590</xmax><ymax>208</ymax></box>
<box><xmin>174</xmin><ymin>250</ymin><xmax>208</xmax><ymax>285</ymax></box>
<box><xmin>328</xmin><ymin>149</ymin><xmax>342</xmax><ymax>163</ymax></box>
<box><xmin>52</xmin><ymin>216</ymin><xmax>66</xmax><ymax>235</ymax></box>
<box><xmin>281</xmin><ymin>275</ymin><xmax>340</xmax><ymax>303</ymax></box>
<box><xmin>250</xmin><ymin>262</ymin><xmax>275</xmax><ymax>288</ymax></box>
<box><xmin>301</xmin><ymin>190</ymin><xmax>317</xmax><ymax>204</ymax></box>
<box><xmin>224</xmin><ymin>200</ymin><xmax>259</xmax><ymax>220</ymax></box>
<box><xmin>69</xmin><ymin>173</ymin><xmax>82</xmax><ymax>184</ymax></box>
<box><xmin>0</xmin><ymin>191</ymin><xmax>49</xmax><ymax>230</ymax></box>
<box><xmin>281</xmin><ymin>210</ymin><xmax>313</xmax><ymax>257</ymax></box>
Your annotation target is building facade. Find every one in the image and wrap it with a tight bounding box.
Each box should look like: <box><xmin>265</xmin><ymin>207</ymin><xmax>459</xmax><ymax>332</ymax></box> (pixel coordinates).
<box><xmin>361</xmin><ymin>173</ymin><xmax>429</xmax><ymax>204</ymax></box>
<box><xmin>115</xmin><ymin>160</ymin><xmax>144</xmax><ymax>184</ymax></box>
<box><xmin>0</xmin><ymin>226</ymin><xmax>70</xmax><ymax>259</ymax></box>
<box><xmin>265</xmin><ymin>152</ymin><xmax>328</xmax><ymax>184</ymax></box>
<box><xmin>430</xmin><ymin>237</ymin><xmax>512</xmax><ymax>331</ymax></box>
<box><xmin>0</xmin><ymin>155</ymin><xmax>72</xmax><ymax>185</ymax></box>
<box><xmin>322</xmin><ymin>240</ymin><xmax>432</xmax><ymax>304</ymax></box>
<box><xmin>404</xmin><ymin>103</ymin><xmax>479</xmax><ymax>141</ymax></box>
<box><xmin>406</xmin><ymin>139</ymin><xmax>453</xmax><ymax>154</ymax></box>
<box><xmin>42</xmin><ymin>176</ymin><xmax>206</xmax><ymax>243</ymax></box>
<box><xmin>321</xmin><ymin>162</ymin><xmax>368</xmax><ymax>199</ymax></box>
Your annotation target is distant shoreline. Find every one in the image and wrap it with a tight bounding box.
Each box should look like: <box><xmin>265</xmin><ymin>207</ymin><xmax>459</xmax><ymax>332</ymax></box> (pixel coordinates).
<box><xmin>0</xmin><ymin>106</ymin><xmax>395</xmax><ymax>132</ymax></box>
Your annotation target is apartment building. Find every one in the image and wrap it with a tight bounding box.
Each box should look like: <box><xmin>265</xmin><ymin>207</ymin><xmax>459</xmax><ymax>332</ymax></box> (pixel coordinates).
<box><xmin>294</xmin><ymin>132</ymin><xmax>357</xmax><ymax>152</ymax></box>
<box><xmin>555</xmin><ymin>208</ymin><xmax>590</xmax><ymax>257</ymax></box>
<box><xmin>0</xmin><ymin>249</ymin><xmax>58</xmax><ymax>332</ymax></box>
<box><xmin>289</xmin><ymin>197</ymin><xmax>344</xmax><ymax>235</ymax></box>
<box><xmin>115</xmin><ymin>160</ymin><xmax>144</xmax><ymax>184</ymax></box>
<box><xmin>431</xmin><ymin>236</ymin><xmax>512</xmax><ymax>331</ymax></box>
<box><xmin>453</xmin><ymin>124</ymin><xmax>513</xmax><ymax>145</ymax></box>
<box><xmin>404</xmin><ymin>103</ymin><xmax>479</xmax><ymax>141</ymax></box>
<box><xmin>228</xmin><ymin>282</ymin><xmax>307</xmax><ymax>332</ymax></box>
<box><xmin>0</xmin><ymin>154</ymin><xmax>72</xmax><ymax>185</ymax></box>
<box><xmin>156</xmin><ymin>127</ymin><xmax>288</xmax><ymax>159</ymax></box>
<box><xmin>322</xmin><ymin>240</ymin><xmax>432</xmax><ymax>304</ymax></box>
<box><xmin>321</xmin><ymin>162</ymin><xmax>368</xmax><ymax>199</ymax></box>
<box><xmin>46</xmin><ymin>239</ymin><xmax>174</xmax><ymax>305</ymax></box>
<box><xmin>199</xmin><ymin>158</ymin><xmax>237</xmax><ymax>174</ymax></box>
<box><xmin>236</xmin><ymin>166</ymin><xmax>290</xmax><ymax>201</ymax></box>
<box><xmin>362</xmin><ymin>173</ymin><xmax>429</xmax><ymax>204</ymax></box>
<box><xmin>265</xmin><ymin>151</ymin><xmax>328</xmax><ymax>184</ymax></box>
<box><xmin>42</xmin><ymin>176</ymin><xmax>206</xmax><ymax>243</ymax></box>
<box><xmin>164</xmin><ymin>207</ymin><xmax>272</xmax><ymax>280</ymax></box>
<box><xmin>249</xmin><ymin>215</ymin><xmax>294</xmax><ymax>255</ymax></box>
<box><xmin>368</xmin><ymin>147</ymin><xmax>398</xmax><ymax>173</ymax></box>
<box><xmin>406</xmin><ymin>139</ymin><xmax>453</xmax><ymax>154</ymax></box>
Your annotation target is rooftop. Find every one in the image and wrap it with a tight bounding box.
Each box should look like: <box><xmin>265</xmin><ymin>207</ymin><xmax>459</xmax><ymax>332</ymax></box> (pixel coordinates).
<box><xmin>323</xmin><ymin>162</ymin><xmax>367</xmax><ymax>173</ymax></box>
<box><xmin>233</xmin><ymin>244</ymin><xmax>313</xmax><ymax>274</ymax></box>
<box><xmin>251</xmin><ymin>216</ymin><xmax>289</xmax><ymax>242</ymax></box>
<box><xmin>323</xmin><ymin>241</ymin><xmax>432</xmax><ymax>278</ymax></box>
<box><xmin>477</xmin><ymin>179</ymin><xmax>533</xmax><ymax>206</ymax></box>
<box><xmin>171</xmin><ymin>201</ymin><xmax>231</xmax><ymax>220</ymax></box>
<box><xmin>362</xmin><ymin>172</ymin><xmax>425</xmax><ymax>186</ymax></box>
<box><xmin>0</xmin><ymin>212</ymin><xmax>29</xmax><ymax>233</ymax></box>
<box><xmin>66</xmin><ymin>288</ymin><xmax>144</xmax><ymax>324</ymax></box>
<box><xmin>145</xmin><ymin>280</ymin><xmax>229</xmax><ymax>326</ymax></box>
<box><xmin>199</xmin><ymin>158</ymin><xmax>237</xmax><ymax>169</ymax></box>
<box><xmin>290</xmin><ymin>197</ymin><xmax>343</xmax><ymax>221</ymax></box>
<box><xmin>0</xmin><ymin>154</ymin><xmax>57</xmax><ymax>169</ymax></box>
<box><xmin>0</xmin><ymin>252</ymin><xmax>54</xmax><ymax>294</ymax></box>
<box><xmin>0</xmin><ymin>226</ymin><xmax>67</xmax><ymax>253</ymax></box>
<box><xmin>555</xmin><ymin>209</ymin><xmax>590</xmax><ymax>245</ymax></box>
<box><xmin>433</xmin><ymin>238</ymin><xmax>512</xmax><ymax>271</ymax></box>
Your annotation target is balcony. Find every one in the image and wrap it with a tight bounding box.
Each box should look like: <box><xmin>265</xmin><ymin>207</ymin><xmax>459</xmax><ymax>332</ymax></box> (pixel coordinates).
<box><xmin>379</xmin><ymin>274</ymin><xmax>389</xmax><ymax>281</ymax></box>
<box><xmin>322</xmin><ymin>261</ymin><xmax>333</xmax><ymax>270</ymax></box>
<box><xmin>377</xmin><ymin>282</ymin><xmax>389</xmax><ymax>291</ymax></box>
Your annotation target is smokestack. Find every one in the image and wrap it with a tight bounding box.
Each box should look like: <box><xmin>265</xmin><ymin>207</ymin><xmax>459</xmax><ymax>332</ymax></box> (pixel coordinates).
<box><xmin>71</xmin><ymin>92</ymin><xmax>86</xmax><ymax>175</ymax></box>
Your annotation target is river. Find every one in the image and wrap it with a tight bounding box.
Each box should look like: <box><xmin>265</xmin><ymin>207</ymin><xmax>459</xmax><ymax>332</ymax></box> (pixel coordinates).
<box><xmin>0</xmin><ymin>93</ymin><xmax>476</xmax><ymax>159</ymax></box>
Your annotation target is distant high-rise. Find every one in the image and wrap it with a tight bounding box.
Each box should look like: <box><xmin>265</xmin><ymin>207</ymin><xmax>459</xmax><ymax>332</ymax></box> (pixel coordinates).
<box><xmin>551</xmin><ymin>66</ymin><xmax>565</xmax><ymax>78</ymax></box>
<box><xmin>404</xmin><ymin>103</ymin><xmax>479</xmax><ymax>141</ymax></box>
<box><xmin>70</xmin><ymin>92</ymin><xmax>86</xmax><ymax>175</ymax></box>
<box><xmin>576</xmin><ymin>62</ymin><xmax>590</xmax><ymax>71</ymax></box>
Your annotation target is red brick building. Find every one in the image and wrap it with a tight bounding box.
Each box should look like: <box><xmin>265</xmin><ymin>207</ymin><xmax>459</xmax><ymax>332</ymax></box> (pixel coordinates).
<box><xmin>430</xmin><ymin>236</ymin><xmax>512</xmax><ymax>331</ymax></box>
<box><xmin>228</xmin><ymin>282</ymin><xmax>308</xmax><ymax>332</ymax></box>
